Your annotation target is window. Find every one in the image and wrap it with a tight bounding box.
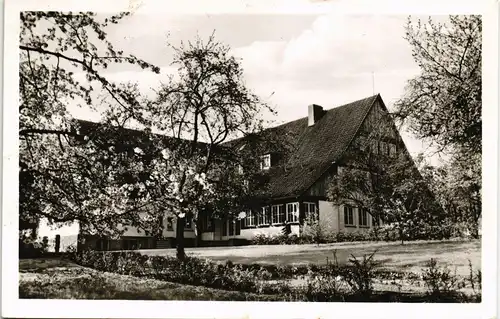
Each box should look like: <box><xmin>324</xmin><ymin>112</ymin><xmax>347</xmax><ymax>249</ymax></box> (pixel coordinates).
<box><xmin>370</xmin><ymin>140</ymin><xmax>378</xmax><ymax>154</ymax></box>
<box><xmin>260</xmin><ymin>154</ymin><xmax>271</xmax><ymax>170</ymax></box>
<box><xmin>166</xmin><ymin>217</ymin><xmax>173</xmax><ymax>231</ymax></box>
<box><xmin>388</xmin><ymin>144</ymin><xmax>397</xmax><ymax>157</ymax></box>
<box><xmin>286</xmin><ymin>203</ymin><xmax>299</xmax><ymax>223</ymax></box>
<box><xmin>200</xmin><ymin>215</ymin><xmax>213</xmax><ymax>232</ymax></box>
<box><xmin>271</xmin><ymin>205</ymin><xmax>285</xmax><ymax>224</ymax></box>
<box><xmin>228</xmin><ymin>219</ymin><xmax>241</xmax><ymax>236</ymax></box>
<box><xmin>222</xmin><ymin>220</ymin><xmax>227</xmax><ymax>236</ymax></box>
<box><xmin>344</xmin><ymin>205</ymin><xmax>355</xmax><ymax>226</ymax></box>
<box><xmin>206</xmin><ymin>217</ymin><xmax>213</xmax><ymax>232</ymax></box>
<box><xmin>303</xmin><ymin>202</ymin><xmax>317</xmax><ymax>221</ymax></box>
<box><xmin>237</xmin><ymin>164</ymin><xmax>244</xmax><ymax>174</ymax></box>
<box><xmin>245</xmin><ymin>211</ymin><xmax>256</xmax><ymax>227</ymax></box>
<box><xmin>235</xmin><ymin>220</ymin><xmax>241</xmax><ymax>235</ymax></box>
<box><xmin>358</xmin><ymin>137</ymin><xmax>367</xmax><ymax>152</ymax></box>
<box><xmin>258</xmin><ymin>206</ymin><xmax>270</xmax><ymax>226</ymax></box>
<box><xmin>359</xmin><ymin>208</ymin><xmax>369</xmax><ymax>227</ymax></box>
<box><xmin>379</xmin><ymin>141</ymin><xmax>387</xmax><ymax>156</ymax></box>
<box><xmin>96</xmin><ymin>238</ymin><xmax>109</xmax><ymax>251</ymax></box>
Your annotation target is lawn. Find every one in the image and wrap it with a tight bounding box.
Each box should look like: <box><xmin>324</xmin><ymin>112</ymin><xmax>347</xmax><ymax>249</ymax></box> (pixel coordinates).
<box><xmin>139</xmin><ymin>239</ymin><xmax>481</xmax><ymax>276</ymax></box>
<box><xmin>19</xmin><ymin>258</ymin><xmax>281</xmax><ymax>301</ymax></box>
<box><xmin>19</xmin><ymin>239</ymin><xmax>481</xmax><ymax>301</ymax></box>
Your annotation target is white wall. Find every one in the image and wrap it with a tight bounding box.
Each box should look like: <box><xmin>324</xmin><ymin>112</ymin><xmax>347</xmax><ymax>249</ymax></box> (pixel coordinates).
<box><xmin>235</xmin><ymin>225</ymin><xmax>300</xmax><ymax>240</ymax></box>
<box><xmin>202</xmin><ymin>224</ymin><xmax>301</xmax><ymax>241</ymax></box>
<box><xmin>318</xmin><ymin>200</ymin><xmax>340</xmax><ymax>233</ymax></box>
<box><xmin>201</xmin><ymin>232</ymin><xmax>214</xmax><ymax>241</ymax></box>
<box><xmin>114</xmin><ymin>214</ymin><xmax>196</xmax><ymax>238</ymax></box>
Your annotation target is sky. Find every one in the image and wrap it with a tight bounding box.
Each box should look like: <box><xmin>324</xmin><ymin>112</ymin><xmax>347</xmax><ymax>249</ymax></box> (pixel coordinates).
<box><xmin>41</xmin><ymin>13</ymin><xmax>451</xmax><ymax>238</ymax></box>
<box><xmin>70</xmin><ymin>13</ymin><xmax>450</xmax><ymax>161</ymax></box>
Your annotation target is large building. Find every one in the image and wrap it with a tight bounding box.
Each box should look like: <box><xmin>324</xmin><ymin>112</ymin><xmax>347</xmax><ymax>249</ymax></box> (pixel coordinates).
<box><xmin>80</xmin><ymin>94</ymin><xmax>410</xmax><ymax>250</ymax></box>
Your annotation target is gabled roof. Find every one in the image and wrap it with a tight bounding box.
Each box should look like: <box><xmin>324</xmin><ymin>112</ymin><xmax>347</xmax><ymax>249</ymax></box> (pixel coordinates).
<box><xmin>238</xmin><ymin>94</ymin><xmax>381</xmax><ymax>199</ymax></box>
<box><xmin>73</xmin><ymin>94</ymin><xmax>382</xmax><ymax>200</ymax></box>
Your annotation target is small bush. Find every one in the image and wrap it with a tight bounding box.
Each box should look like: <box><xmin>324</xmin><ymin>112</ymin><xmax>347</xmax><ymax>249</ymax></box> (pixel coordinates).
<box><xmin>71</xmin><ymin>250</ymin><xmax>259</xmax><ymax>293</ymax></box>
<box><xmin>343</xmin><ymin>250</ymin><xmax>379</xmax><ymax>296</ymax></box>
<box><xmin>19</xmin><ymin>237</ymin><xmax>49</xmax><ymax>258</ymax></box>
<box><xmin>466</xmin><ymin>259</ymin><xmax>482</xmax><ymax>301</ymax></box>
<box><xmin>301</xmin><ymin>274</ymin><xmax>349</xmax><ymax>301</ymax></box>
<box><xmin>422</xmin><ymin>258</ymin><xmax>460</xmax><ymax>300</ymax></box>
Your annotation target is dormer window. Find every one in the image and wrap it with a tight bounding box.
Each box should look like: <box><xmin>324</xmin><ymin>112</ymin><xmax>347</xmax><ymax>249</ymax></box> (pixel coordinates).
<box><xmin>260</xmin><ymin>154</ymin><xmax>271</xmax><ymax>170</ymax></box>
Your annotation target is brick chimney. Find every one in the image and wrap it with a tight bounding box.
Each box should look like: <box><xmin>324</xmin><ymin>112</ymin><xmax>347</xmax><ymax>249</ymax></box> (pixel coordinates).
<box><xmin>308</xmin><ymin>104</ymin><xmax>324</xmax><ymax>126</ymax></box>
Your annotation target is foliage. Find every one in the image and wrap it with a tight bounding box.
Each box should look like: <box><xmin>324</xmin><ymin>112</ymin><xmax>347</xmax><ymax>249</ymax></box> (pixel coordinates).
<box><xmin>251</xmin><ymin>228</ymin><xmax>411</xmax><ymax>245</ymax></box>
<box><xmin>342</xmin><ymin>251</ymin><xmax>380</xmax><ymax>296</ymax></box>
<box><xmin>329</xmin><ymin>140</ymin><xmax>446</xmax><ymax>243</ymax></box>
<box><xmin>20</xmin><ymin>12</ymin><xmax>282</xmax><ymax>260</ymax></box>
<box><xmin>395</xmin><ymin>15</ymin><xmax>482</xmax><ymax>157</ymax></box>
<box><xmin>419</xmin><ymin>154</ymin><xmax>481</xmax><ymax>238</ymax></box>
<box><xmin>19</xmin><ymin>12</ymin><xmax>161</xmax><ymax>235</ymax></box>
<box><xmin>466</xmin><ymin>259</ymin><xmax>482</xmax><ymax>301</ymax></box>
<box><xmin>301</xmin><ymin>274</ymin><xmax>349</xmax><ymax>302</ymax></box>
<box><xmin>70</xmin><ymin>250</ymin><xmax>283</xmax><ymax>293</ymax></box>
<box><xmin>393</xmin><ymin>16</ymin><xmax>482</xmax><ymax>240</ymax></box>
<box><xmin>300</xmin><ymin>214</ymin><xmax>330</xmax><ymax>245</ymax></box>
<box><xmin>25</xmin><ymin>250</ymin><xmax>482</xmax><ymax>302</ymax></box>
<box><xmin>19</xmin><ymin>236</ymin><xmax>49</xmax><ymax>258</ymax></box>
<box><xmin>123</xmin><ymin>33</ymin><xmax>281</xmax><ymax>258</ymax></box>
<box><xmin>19</xmin><ymin>265</ymin><xmax>280</xmax><ymax>301</ymax></box>
<box><xmin>422</xmin><ymin>258</ymin><xmax>460</xmax><ymax>299</ymax></box>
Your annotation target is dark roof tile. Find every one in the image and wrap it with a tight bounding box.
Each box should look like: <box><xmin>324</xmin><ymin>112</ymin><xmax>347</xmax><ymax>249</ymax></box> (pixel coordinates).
<box><xmin>248</xmin><ymin>94</ymin><xmax>380</xmax><ymax>198</ymax></box>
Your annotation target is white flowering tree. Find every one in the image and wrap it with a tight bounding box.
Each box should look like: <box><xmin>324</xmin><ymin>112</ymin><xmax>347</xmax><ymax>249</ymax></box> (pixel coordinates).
<box><xmin>20</xmin><ymin>12</ymin><xmax>281</xmax><ymax>259</ymax></box>
<box><xmin>19</xmin><ymin>12</ymin><xmax>160</xmax><ymax>241</ymax></box>
<box><xmin>137</xmin><ymin>33</ymin><xmax>278</xmax><ymax>259</ymax></box>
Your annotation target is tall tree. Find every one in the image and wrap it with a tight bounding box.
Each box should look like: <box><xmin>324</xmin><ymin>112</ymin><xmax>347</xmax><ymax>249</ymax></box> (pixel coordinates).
<box><xmin>328</xmin><ymin>124</ymin><xmax>444</xmax><ymax>243</ymax></box>
<box><xmin>19</xmin><ymin>12</ymin><xmax>160</xmax><ymax>236</ymax></box>
<box><xmin>393</xmin><ymin>15</ymin><xmax>482</xmax><ymax>237</ymax></box>
<box><xmin>419</xmin><ymin>152</ymin><xmax>481</xmax><ymax>238</ymax></box>
<box><xmin>394</xmin><ymin>15</ymin><xmax>482</xmax><ymax>157</ymax></box>
<box><xmin>137</xmin><ymin>34</ymin><xmax>277</xmax><ymax>259</ymax></box>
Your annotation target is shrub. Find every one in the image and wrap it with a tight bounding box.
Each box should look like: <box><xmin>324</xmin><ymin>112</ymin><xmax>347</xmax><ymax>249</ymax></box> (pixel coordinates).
<box><xmin>301</xmin><ymin>274</ymin><xmax>349</xmax><ymax>301</ymax></box>
<box><xmin>19</xmin><ymin>237</ymin><xmax>49</xmax><ymax>258</ymax></box>
<box><xmin>466</xmin><ymin>259</ymin><xmax>482</xmax><ymax>301</ymax></box>
<box><xmin>422</xmin><ymin>258</ymin><xmax>460</xmax><ymax>300</ymax></box>
<box><xmin>71</xmin><ymin>250</ymin><xmax>260</xmax><ymax>293</ymax></box>
<box><xmin>252</xmin><ymin>229</ymin><xmax>390</xmax><ymax>245</ymax></box>
<box><xmin>342</xmin><ymin>250</ymin><xmax>380</xmax><ymax>296</ymax></box>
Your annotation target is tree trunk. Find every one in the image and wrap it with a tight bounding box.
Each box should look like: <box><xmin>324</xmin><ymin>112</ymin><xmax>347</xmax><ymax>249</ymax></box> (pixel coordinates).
<box><xmin>176</xmin><ymin>216</ymin><xmax>186</xmax><ymax>260</ymax></box>
<box><xmin>195</xmin><ymin>219</ymin><xmax>203</xmax><ymax>247</ymax></box>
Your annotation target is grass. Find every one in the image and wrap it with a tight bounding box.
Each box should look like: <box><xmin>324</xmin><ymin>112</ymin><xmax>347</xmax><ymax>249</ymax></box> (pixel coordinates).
<box><xmin>19</xmin><ymin>257</ymin><xmax>282</xmax><ymax>301</ymax></box>
<box><xmin>139</xmin><ymin>239</ymin><xmax>481</xmax><ymax>276</ymax></box>
<box><xmin>19</xmin><ymin>239</ymin><xmax>481</xmax><ymax>300</ymax></box>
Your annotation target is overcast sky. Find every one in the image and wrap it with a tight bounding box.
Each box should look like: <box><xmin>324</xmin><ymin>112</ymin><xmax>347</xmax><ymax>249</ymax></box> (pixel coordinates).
<box><xmin>70</xmin><ymin>13</ymin><xmax>451</xmax><ymax>163</ymax></box>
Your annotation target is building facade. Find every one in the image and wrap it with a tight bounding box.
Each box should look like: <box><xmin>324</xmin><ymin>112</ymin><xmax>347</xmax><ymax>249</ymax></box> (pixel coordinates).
<box><xmin>80</xmin><ymin>94</ymin><xmax>408</xmax><ymax>250</ymax></box>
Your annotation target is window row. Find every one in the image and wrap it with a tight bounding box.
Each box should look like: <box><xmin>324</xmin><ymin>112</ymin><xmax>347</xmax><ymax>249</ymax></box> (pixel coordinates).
<box><xmin>343</xmin><ymin>206</ymin><xmax>370</xmax><ymax>227</ymax></box>
<box><xmin>222</xmin><ymin>219</ymin><xmax>242</xmax><ymax>236</ymax></box>
<box><xmin>359</xmin><ymin>138</ymin><xmax>397</xmax><ymax>157</ymax></box>
<box><xmin>163</xmin><ymin>216</ymin><xmax>193</xmax><ymax>231</ymax></box>
<box><xmin>244</xmin><ymin>202</ymin><xmax>317</xmax><ymax>227</ymax></box>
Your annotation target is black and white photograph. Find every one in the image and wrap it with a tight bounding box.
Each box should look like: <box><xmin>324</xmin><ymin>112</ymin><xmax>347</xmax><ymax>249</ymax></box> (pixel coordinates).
<box><xmin>3</xmin><ymin>0</ymin><xmax>498</xmax><ymax>318</ymax></box>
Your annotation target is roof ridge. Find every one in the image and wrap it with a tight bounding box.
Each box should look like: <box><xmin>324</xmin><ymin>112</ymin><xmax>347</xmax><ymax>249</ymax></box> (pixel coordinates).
<box><xmin>298</xmin><ymin>94</ymin><xmax>380</xmax><ymax>197</ymax></box>
<box><xmin>264</xmin><ymin>94</ymin><xmax>381</xmax><ymax>131</ymax></box>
